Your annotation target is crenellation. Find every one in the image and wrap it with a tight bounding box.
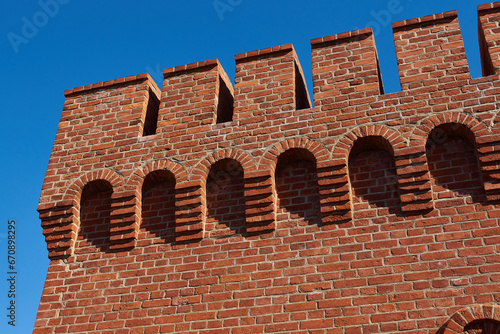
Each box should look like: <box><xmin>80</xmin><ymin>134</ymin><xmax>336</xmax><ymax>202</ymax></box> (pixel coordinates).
<box><xmin>158</xmin><ymin>59</ymin><xmax>232</xmax><ymax>140</ymax></box>
<box><xmin>35</xmin><ymin>2</ymin><xmax>500</xmax><ymax>333</ymax></box>
<box><xmin>234</xmin><ymin>44</ymin><xmax>310</xmax><ymax>123</ymax></box>
<box><xmin>479</xmin><ymin>2</ymin><xmax>500</xmax><ymax>76</ymax></box>
<box><xmin>311</xmin><ymin>28</ymin><xmax>382</xmax><ymax>113</ymax></box>
<box><xmin>393</xmin><ymin>10</ymin><xmax>470</xmax><ymax>92</ymax></box>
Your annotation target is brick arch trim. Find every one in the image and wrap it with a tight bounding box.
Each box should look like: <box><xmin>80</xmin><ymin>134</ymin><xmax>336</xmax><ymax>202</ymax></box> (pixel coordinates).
<box><xmin>259</xmin><ymin>137</ymin><xmax>330</xmax><ymax>172</ymax></box>
<box><xmin>491</xmin><ymin>110</ymin><xmax>500</xmax><ymax>129</ymax></box>
<box><xmin>127</xmin><ymin>159</ymin><xmax>188</xmax><ymax>193</ymax></box>
<box><xmin>439</xmin><ymin>304</ymin><xmax>500</xmax><ymax>333</ymax></box>
<box><xmin>411</xmin><ymin>111</ymin><xmax>488</xmax><ymax>147</ymax></box>
<box><xmin>191</xmin><ymin>149</ymin><xmax>257</xmax><ymax>183</ymax></box>
<box><xmin>332</xmin><ymin>125</ymin><xmax>407</xmax><ymax>163</ymax></box>
<box><xmin>63</xmin><ymin>169</ymin><xmax>124</xmax><ymax>205</ymax></box>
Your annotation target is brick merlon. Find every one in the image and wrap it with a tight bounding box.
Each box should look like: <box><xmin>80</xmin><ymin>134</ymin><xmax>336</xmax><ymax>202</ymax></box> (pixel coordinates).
<box><xmin>64</xmin><ymin>73</ymin><xmax>160</xmax><ymax>98</ymax></box>
<box><xmin>234</xmin><ymin>43</ymin><xmax>294</xmax><ymax>61</ymax></box>
<box><xmin>392</xmin><ymin>10</ymin><xmax>458</xmax><ymax>30</ymax></box>
<box><xmin>478</xmin><ymin>1</ymin><xmax>500</xmax><ymax>11</ymax></box>
<box><xmin>310</xmin><ymin>28</ymin><xmax>373</xmax><ymax>46</ymax></box>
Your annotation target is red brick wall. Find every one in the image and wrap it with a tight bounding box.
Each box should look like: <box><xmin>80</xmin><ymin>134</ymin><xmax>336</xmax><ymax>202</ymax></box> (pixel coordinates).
<box><xmin>35</xmin><ymin>3</ymin><xmax>500</xmax><ymax>333</ymax></box>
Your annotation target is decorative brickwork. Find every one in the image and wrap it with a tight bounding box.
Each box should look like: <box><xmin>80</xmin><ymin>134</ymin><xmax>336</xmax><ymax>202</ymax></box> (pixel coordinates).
<box><xmin>36</xmin><ymin>3</ymin><xmax>500</xmax><ymax>333</ymax></box>
<box><xmin>438</xmin><ymin>304</ymin><xmax>500</xmax><ymax>333</ymax></box>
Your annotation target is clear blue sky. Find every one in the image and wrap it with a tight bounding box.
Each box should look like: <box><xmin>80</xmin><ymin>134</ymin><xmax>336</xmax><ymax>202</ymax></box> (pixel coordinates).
<box><xmin>0</xmin><ymin>0</ymin><xmax>492</xmax><ymax>332</ymax></box>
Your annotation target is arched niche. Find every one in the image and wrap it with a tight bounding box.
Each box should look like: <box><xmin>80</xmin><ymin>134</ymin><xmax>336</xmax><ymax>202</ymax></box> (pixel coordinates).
<box><xmin>140</xmin><ymin>170</ymin><xmax>176</xmax><ymax>245</ymax></box>
<box><xmin>205</xmin><ymin>158</ymin><xmax>246</xmax><ymax>238</ymax></box>
<box><xmin>275</xmin><ymin>148</ymin><xmax>321</xmax><ymax>228</ymax></box>
<box><xmin>76</xmin><ymin>179</ymin><xmax>113</xmax><ymax>254</ymax></box>
<box><xmin>348</xmin><ymin>135</ymin><xmax>401</xmax><ymax>216</ymax></box>
<box><xmin>425</xmin><ymin>123</ymin><xmax>485</xmax><ymax>204</ymax></box>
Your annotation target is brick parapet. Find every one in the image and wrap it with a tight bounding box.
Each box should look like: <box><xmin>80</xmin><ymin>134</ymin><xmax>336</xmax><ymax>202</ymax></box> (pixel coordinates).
<box><xmin>35</xmin><ymin>3</ymin><xmax>500</xmax><ymax>333</ymax></box>
<box><xmin>39</xmin><ymin>5</ymin><xmax>500</xmax><ymax>253</ymax></box>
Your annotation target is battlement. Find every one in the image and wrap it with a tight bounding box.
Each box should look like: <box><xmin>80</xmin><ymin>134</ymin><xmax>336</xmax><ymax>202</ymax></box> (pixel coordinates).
<box><xmin>35</xmin><ymin>3</ymin><xmax>500</xmax><ymax>334</ymax></box>
<box><xmin>480</xmin><ymin>3</ymin><xmax>500</xmax><ymax>78</ymax></box>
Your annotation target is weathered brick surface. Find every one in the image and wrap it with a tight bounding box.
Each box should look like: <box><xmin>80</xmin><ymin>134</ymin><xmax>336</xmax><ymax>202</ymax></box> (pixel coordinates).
<box><xmin>35</xmin><ymin>3</ymin><xmax>500</xmax><ymax>333</ymax></box>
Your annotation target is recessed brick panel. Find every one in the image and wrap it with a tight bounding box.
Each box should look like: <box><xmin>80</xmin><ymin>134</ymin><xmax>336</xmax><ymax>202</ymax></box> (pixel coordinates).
<box><xmin>426</xmin><ymin>134</ymin><xmax>485</xmax><ymax>204</ymax></box>
<box><xmin>76</xmin><ymin>184</ymin><xmax>112</xmax><ymax>254</ymax></box>
<box><xmin>139</xmin><ymin>175</ymin><xmax>176</xmax><ymax>245</ymax></box>
<box><xmin>349</xmin><ymin>150</ymin><xmax>402</xmax><ymax>217</ymax></box>
<box><xmin>276</xmin><ymin>159</ymin><xmax>321</xmax><ymax>227</ymax></box>
<box><xmin>206</xmin><ymin>160</ymin><xmax>246</xmax><ymax>238</ymax></box>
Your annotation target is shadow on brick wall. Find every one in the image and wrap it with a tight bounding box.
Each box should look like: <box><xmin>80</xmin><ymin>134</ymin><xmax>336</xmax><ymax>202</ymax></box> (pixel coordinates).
<box><xmin>77</xmin><ymin>180</ymin><xmax>113</xmax><ymax>253</ymax></box>
<box><xmin>276</xmin><ymin>149</ymin><xmax>322</xmax><ymax>228</ymax></box>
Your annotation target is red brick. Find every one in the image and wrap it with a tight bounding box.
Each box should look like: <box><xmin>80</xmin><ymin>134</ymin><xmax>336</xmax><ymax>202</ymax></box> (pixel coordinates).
<box><xmin>35</xmin><ymin>5</ymin><xmax>500</xmax><ymax>334</ymax></box>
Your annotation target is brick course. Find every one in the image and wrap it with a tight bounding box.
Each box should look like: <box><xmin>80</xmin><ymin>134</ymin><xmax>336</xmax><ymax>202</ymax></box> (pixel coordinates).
<box><xmin>36</xmin><ymin>3</ymin><xmax>500</xmax><ymax>333</ymax></box>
